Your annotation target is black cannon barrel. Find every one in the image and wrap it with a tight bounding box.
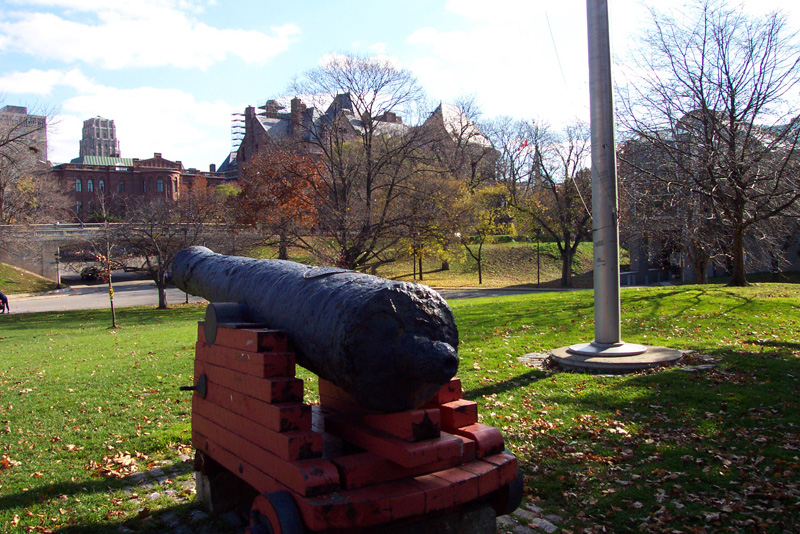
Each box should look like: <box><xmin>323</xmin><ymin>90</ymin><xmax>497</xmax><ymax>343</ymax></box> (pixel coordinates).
<box><xmin>173</xmin><ymin>246</ymin><xmax>459</xmax><ymax>413</ymax></box>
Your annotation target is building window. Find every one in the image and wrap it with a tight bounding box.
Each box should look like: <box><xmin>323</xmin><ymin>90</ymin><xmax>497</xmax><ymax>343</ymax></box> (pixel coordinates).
<box><xmin>157</xmin><ymin>179</ymin><xmax>164</xmax><ymax>192</ymax></box>
<box><xmin>76</xmin><ymin>201</ymin><xmax>82</xmax><ymax>213</ymax></box>
<box><xmin>142</xmin><ymin>181</ymin><xmax>147</xmax><ymax>193</ymax></box>
<box><xmin>75</xmin><ymin>179</ymin><xmax>81</xmax><ymax>192</ymax></box>
<box><xmin>87</xmin><ymin>179</ymin><xmax>94</xmax><ymax>192</ymax></box>
<box><xmin>118</xmin><ymin>181</ymin><xmax>125</xmax><ymax>193</ymax></box>
<box><xmin>99</xmin><ymin>180</ymin><xmax>105</xmax><ymax>192</ymax></box>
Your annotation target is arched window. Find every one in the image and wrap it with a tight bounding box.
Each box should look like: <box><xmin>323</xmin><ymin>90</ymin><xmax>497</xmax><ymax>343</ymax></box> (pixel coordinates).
<box><xmin>76</xmin><ymin>201</ymin><xmax>82</xmax><ymax>213</ymax></box>
<box><xmin>75</xmin><ymin>179</ymin><xmax>82</xmax><ymax>192</ymax></box>
<box><xmin>157</xmin><ymin>179</ymin><xmax>164</xmax><ymax>192</ymax></box>
<box><xmin>118</xmin><ymin>181</ymin><xmax>125</xmax><ymax>193</ymax></box>
<box><xmin>99</xmin><ymin>180</ymin><xmax>105</xmax><ymax>192</ymax></box>
<box><xmin>87</xmin><ymin>179</ymin><xmax>94</xmax><ymax>192</ymax></box>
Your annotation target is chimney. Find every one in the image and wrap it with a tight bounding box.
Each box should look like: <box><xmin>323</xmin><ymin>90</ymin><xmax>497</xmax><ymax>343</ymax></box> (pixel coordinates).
<box><xmin>290</xmin><ymin>97</ymin><xmax>306</xmax><ymax>137</ymax></box>
<box><xmin>210</xmin><ymin>163</ymin><xmax>216</xmax><ymax>173</ymax></box>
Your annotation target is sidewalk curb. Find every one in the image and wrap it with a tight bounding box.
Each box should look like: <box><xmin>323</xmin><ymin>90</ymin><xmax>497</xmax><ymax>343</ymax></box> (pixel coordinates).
<box><xmin>8</xmin><ymin>285</ymin><xmax>107</xmax><ymax>300</ymax></box>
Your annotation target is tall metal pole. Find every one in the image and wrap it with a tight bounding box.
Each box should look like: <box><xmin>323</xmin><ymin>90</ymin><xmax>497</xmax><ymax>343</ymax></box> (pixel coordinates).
<box><xmin>588</xmin><ymin>0</ymin><xmax>620</xmax><ymax>345</ymax></box>
<box><xmin>568</xmin><ymin>0</ymin><xmax>645</xmax><ymax>357</ymax></box>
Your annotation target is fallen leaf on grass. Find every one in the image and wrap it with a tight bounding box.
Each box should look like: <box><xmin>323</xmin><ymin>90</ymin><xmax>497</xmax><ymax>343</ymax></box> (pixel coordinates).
<box><xmin>86</xmin><ymin>451</ymin><xmax>146</xmax><ymax>478</ymax></box>
<box><xmin>0</xmin><ymin>454</ymin><xmax>21</xmax><ymax>470</ymax></box>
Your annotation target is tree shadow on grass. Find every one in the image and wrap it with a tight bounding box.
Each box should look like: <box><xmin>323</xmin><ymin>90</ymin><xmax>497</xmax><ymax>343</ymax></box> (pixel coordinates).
<box><xmin>621</xmin><ymin>287</ymin><xmax>704</xmax><ymax>319</ymax></box>
<box><xmin>461</xmin><ymin>369</ymin><xmax>549</xmax><ymax>401</ymax></box>
<box><xmin>751</xmin><ymin>339</ymin><xmax>800</xmax><ymax>353</ymax></box>
<box><xmin>0</xmin><ymin>458</ymin><xmax>242</xmax><ymax>534</ymax></box>
<box><xmin>620</xmin><ymin>285</ymin><xmax>756</xmax><ymax>318</ymax></box>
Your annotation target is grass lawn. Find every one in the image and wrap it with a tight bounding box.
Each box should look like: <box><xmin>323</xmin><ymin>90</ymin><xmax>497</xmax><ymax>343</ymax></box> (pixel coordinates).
<box><xmin>1</xmin><ymin>284</ymin><xmax>799</xmax><ymax>532</ymax></box>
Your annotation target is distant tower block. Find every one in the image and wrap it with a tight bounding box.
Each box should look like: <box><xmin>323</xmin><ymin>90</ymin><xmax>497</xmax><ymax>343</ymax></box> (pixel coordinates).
<box><xmin>80</xmin><ymin>116</ymin><xmax>121</xmax><ymax>158</ymax></box>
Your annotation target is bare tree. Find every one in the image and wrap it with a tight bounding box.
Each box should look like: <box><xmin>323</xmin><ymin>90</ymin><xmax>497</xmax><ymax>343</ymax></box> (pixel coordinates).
<box><xmin>421</xmin><ymin>96</ymin><xmax>497</xmax><ymax>191</ymax></box>
<box><xmin>120</xmin><ymin>191</ymin><xmax>224</xmax><ymax>309</ymax></box>
<box><xmin>290</xmin><ymin>54</ymin><xmax>431</xmax><ymax>269</ymax></box>
<box><xmin>618</xmin><ymin>0</ymin><xmax>800</xmax><ymax>286</ymax></box>
<box><xmin>618</xmin><ymin>138</ymin><xmax>729</xmax><ymax>284</ymax></box>
<box><xmin>492</xmin><ymin>118</ymin><xmax>593</xmax><ymax>287</ymax></box>
<box><xmin>78</xmin><ymin>194</ymin><xmax>127</xmax><ymax>326</ymax></box>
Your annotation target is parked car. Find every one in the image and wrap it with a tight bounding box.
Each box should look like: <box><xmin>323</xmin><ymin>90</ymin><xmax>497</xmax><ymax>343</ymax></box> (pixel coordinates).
<box><xmin>80</xmin><ymin>266</ymin><xmax>109</xmax><ymax>283</ymax></box>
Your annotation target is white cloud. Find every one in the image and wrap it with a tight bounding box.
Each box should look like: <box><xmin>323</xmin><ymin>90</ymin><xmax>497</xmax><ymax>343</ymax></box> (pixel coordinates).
<box><xmin>10</xmin><ymin>0</ymin><xmax>212</xmax><ymax>14</ymax></box>
<box><xmin>0</xmin><ymin>1</ymin><xmax>300</xmax><ymax>70</ymax></box>
<box><xmin>61</xmin><ymin>84</ymin><xmax>235</xmax><ymax>167</ymax></box>
<box><xmin>368</xmin><ymin>42</ymin><xmax>387</xmax><ymax>55</ymax></box>
<box><xmin>0</xmin><ymin>68</ymin><xmax>95</xmax><ymax>95</ymax></box>
<box><xmin>405</xmin><ymin>0</ymin><xmax>656</xmax><ymax>124</ymax></box>
<box><xmin>4</xmin><ymin>68</ymin><xmax>236</xmax><ymax>168</ymax></box>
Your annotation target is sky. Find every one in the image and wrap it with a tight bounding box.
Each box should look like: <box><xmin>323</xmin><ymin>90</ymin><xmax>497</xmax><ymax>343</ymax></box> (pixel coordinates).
<box><xmin>0</xmin><ymin>0</ymin><xmax>797</xmax><ymax>170</ymax></box>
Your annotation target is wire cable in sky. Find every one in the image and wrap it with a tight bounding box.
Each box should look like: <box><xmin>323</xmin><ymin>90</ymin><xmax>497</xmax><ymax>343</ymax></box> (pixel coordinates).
<box><xmin>545</xmin><ymin>11</ymin><xmax>570</xmax><ymax>90</ymax></box>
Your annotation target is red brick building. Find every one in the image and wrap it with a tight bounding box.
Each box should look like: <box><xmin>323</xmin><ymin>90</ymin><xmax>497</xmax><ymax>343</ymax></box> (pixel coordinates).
<box><xmin>49</xmin><ymin>153</ymin><xmax>230</xmax><ymax>222</ymax></box>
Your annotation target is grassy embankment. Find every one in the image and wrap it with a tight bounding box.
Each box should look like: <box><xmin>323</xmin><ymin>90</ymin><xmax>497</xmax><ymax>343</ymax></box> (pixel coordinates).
<box><xmin>1</xmin><ymin>283</ymin><xmax>798</xmax><ymax>532</ymax></box>
<box><xmin>0</xmin><ymin>264</ymin><xmax>60</xmax><ymax>295</ymax></box>
<box><xmin>265</xmin><ymin>241</ymin><xmax>598</xmax><ymax>288</ymax></box>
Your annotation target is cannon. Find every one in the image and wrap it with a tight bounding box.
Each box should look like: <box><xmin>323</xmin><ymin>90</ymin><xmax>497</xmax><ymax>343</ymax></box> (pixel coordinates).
<box><xmin>176</xmin><ymin>247</ymin><xmax>523</xmax><ymax>533</ymax></box>
<box><xmin>173</xmin><ymin>246</ymin><xmax>459</xmax><ymax>413</ymax></box>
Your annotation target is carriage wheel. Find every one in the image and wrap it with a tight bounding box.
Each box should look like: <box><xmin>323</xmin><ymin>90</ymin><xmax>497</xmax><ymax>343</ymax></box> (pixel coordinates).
<box><xmin>248</xmin><ymin>491</ymin><xmax>305</xmax><ymax>534</ymax></box>
<box><xmin>492</xmin><ymin>466</ymin><xmax>525</xmax><ymax>517</ymax></box>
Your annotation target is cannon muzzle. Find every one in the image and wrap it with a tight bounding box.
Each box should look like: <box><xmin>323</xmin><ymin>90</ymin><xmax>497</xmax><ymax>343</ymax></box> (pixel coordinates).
<box><xmin>173</xmin><ymin>246</ymin><xmax>459</xmax><ymax>412</ymax></box>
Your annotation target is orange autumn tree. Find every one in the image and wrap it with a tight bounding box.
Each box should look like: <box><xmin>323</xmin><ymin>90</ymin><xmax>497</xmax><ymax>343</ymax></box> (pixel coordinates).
<box><xmin>237</xmin><ymin>141</ymin><xmax>320</xmax><ymax>259</ymax></box>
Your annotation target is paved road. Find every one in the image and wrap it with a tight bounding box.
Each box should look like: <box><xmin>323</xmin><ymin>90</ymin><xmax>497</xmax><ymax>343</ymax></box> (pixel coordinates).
<box><xmin>4</xmin><ymin>275</ymin><xmax>563</xmax><ymax>315</ymax></box>
<box><xmin>6</xmin><ymin>278</ymin><xmax>207</xmax><ymax>314</ymax></box>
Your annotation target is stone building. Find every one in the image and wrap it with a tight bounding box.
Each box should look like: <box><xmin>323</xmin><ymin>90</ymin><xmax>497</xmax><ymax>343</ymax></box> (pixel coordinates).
<box><xmin>619</xmin><ymin>122</ymin><xmax>800</xmax><ymax>283</ymax></box>
<box><xmin>420</xmin><ymin>103</ymin><xmax>497</xmax><ymax>187</ymax></box>
<box><xmin>234</xmin><ymin>94</ymin><xmax>410</xmax><ymax>169</ymax></box>
<box><xmin>0</xmin><ymin>105</ymin><xmax>48</xmax><ymax>160</ymax></box>
<box><xmin>231</xmin><ymin>94</ymin><xmax>494</xmax><ymax>180</ymax></box>
<box><xmin>49</xmin><ymin>153</ymin><xmax>230</xmax><ymax>222</ymax></box>
<box><xmin>79</xmin><ymin>116</ymin><xmax>121</xmax><ymax>158</ymax></box>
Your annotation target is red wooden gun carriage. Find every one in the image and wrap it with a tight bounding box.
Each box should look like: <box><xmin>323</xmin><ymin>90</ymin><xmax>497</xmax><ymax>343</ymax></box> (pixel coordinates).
<box><xmin>175</xmin><ymin>247</ymin><xmax>523</xmax><ymax>533</ymax></box>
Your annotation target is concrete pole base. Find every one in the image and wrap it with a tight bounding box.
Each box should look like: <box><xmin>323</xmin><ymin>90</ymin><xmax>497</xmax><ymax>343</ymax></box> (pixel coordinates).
<box><xmin>550</xmin><ymin>344</ymin><xmax>683</xmax><ymax>373</ymax></box>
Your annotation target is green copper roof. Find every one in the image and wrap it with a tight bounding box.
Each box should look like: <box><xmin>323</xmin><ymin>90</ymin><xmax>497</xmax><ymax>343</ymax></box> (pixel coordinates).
<box><xmin>69</xmin><ymin>156</ymin><xmax>135</xmax><ymax>166</ymax></box>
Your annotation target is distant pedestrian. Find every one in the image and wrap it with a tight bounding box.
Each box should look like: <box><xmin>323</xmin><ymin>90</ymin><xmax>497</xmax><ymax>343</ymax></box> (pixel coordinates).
<box><xmin>0</xmin><ymin>291</ymin><xmax>8</xmax><ymax>314</ymax></box>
